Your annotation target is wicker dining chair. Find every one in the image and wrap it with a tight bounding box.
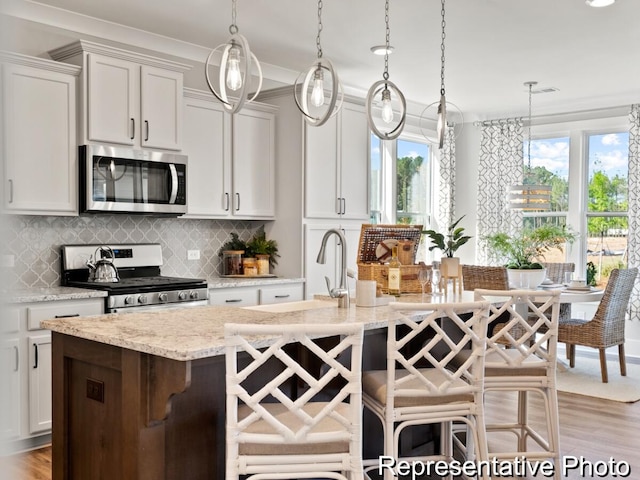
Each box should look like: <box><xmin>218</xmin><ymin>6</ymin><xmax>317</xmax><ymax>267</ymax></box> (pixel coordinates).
<box><xmin>461</xmin><ymin>264</ymin><xmax>510</xmax><ymax>291</ymax></box>
<box><xmin>461</xmin><ymin>264</ymin><xmax>511</xmax><ymax>337</ymax></box>
<box><xmin>558</xmin><ymin>267</ymin><xmax>638</xmax><ymax>383</ymax></box>
<box><xmin>224</xmin><ymin>322</ymin><xmax>364</xmax><ymax>480</ymax></box>
<box><xmin>363</xmin><ymin>300</ymin><xmax>491</xmax><ymax>480</ymax></box>
<box><xmin>473</xmin><ymin>288</ymin><xmax>562</xmax><ymax>479</ymax></box>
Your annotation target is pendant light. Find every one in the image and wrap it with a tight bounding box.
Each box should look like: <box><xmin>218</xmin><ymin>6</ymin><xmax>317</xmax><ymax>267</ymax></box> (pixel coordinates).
<box><xmin>507</xmin><ymin>81</ymin><xmax>552</xmax><ymax>211</ymax></box>
<box><xmin>366</xmin><ymin>0</ymin><xmax>406</xmax><ymax>140</ymax></box>
<box><xmin>419</xmin><ymin>0</ymin><xmax>463</xmax><ymax>148</ymax></box>
<box><xmin>294</xmin><ymin>0</ymin><xmax>343</xmax><ymax>127</ymax></box>
<box><xmin>205</xmin><ymin>0</ymin><xmax>263</xmax><ymax>114</ymax></box>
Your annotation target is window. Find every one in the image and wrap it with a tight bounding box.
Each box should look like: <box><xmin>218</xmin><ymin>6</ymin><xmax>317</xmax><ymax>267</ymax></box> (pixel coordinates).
<box><xmin>519</xmin><ymin>117</ymin><xmax>630</xmax><ymax>285</ymax></box>
<box><xmin>523</xmin><ymin>136</ymin><xmax>570</xmax><ymax>263</ymax></box>
<box><xmin>370</xmin><ymin>132</ymin><xmax>433</xmax><ymax>227</ymax></box>
<box><xmin>586</xmin><ymin>132</ymin><xmax>629</xmax><ymax>286</ymax></box>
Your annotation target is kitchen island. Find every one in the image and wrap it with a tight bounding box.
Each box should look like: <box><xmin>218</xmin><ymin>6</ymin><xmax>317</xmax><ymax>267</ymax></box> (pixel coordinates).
<box><xmin>43</xmin><ymin>295</ymin><xmax>443</xmax><ymax>480</ymax></box>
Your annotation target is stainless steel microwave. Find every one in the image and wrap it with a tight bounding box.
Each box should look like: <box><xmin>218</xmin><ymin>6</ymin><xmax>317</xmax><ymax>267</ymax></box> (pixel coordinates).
<box><xmin>80</xmin><ymin>145</ymin><xmax>187</xmax><ymax>215</ymax></box>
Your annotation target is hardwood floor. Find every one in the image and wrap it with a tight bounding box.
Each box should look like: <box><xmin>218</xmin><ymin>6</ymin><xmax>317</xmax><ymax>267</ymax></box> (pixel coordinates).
<box><xmin>3</xmin><ymin>391</ymin><xmax>640</xmax><ymax>479</ymax></box>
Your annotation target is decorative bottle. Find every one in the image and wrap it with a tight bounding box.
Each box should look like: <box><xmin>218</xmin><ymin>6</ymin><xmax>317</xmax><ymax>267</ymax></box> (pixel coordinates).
<box><xmin>388</xmin><ymin>245</ymin><xmax>402</xmax><ymax>297</ymax></box>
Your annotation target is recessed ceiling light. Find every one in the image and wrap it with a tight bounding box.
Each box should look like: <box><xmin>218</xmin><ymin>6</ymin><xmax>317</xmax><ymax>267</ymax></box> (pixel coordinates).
<box><xmin>370</xmin><ymin>45</ymin><xmax>394</xmax><ymax>55</ymax></box>
<box><xmin>586</xmin><ymin>0</ymin><xmax>615</xmax><ymax>7</ymax></box>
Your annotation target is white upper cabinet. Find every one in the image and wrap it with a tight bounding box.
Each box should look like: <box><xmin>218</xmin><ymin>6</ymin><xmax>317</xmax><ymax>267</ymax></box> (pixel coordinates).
<box><xmin>305</xmin><ymin>101</ymin><xmax>369</xmax><ymax>220</ymax></box>
<box><xmin>49</xmin><ymin>40</ymin><xmax>189</xmax><ymax>151</ymax></box>
<box><xmin>183</xmin><ymin>89</ymin><xmax>232</xmax><ymax>217</ymax></box>
<box><xmin>232</xmin><ymin>107</ymin><xmax>276</xmax><ymax>218</ymax></box>
<box><xmin>182</xmin><ymin>89</ymin><xmax>276</xmax><ymax>219</ymax></box>
<box><xmin>1</xmin><ymin>53</ymin><xmax>80</xmax><ymax>215</ymax></box>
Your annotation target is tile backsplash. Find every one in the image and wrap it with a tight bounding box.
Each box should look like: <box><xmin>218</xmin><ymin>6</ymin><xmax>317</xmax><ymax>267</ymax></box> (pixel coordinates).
<box><xmin>1</xmin><ymin>215</ymin><xmax>261</xmax><ymax>289</ymax></box>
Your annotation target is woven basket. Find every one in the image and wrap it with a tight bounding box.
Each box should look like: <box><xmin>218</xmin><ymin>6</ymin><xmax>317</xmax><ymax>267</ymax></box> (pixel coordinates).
<box><xmin>357</xmin><ymin>224</ymin><xmax>425</xmax><ymax>293</ymax></box>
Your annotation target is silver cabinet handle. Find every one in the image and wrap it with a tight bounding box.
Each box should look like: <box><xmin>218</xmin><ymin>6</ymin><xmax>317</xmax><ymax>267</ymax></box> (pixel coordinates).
<box><xmin>145</xmin><ymin>120</ymin><xmax>150</xmax><ymax>141</ymax></box>
<box><xmin>235</xmin><ymin>193</ymin><xmax>240</xmax><ymax>211</ymax></box>
<box><xmin>55</xmin><ymin>313</ymin><xmax>80</xmax><ymax>318</ymax></box>
<box><xmin>225</xmin><ymin>299</ymin><xmax>242</xmax><ymax>303</ymax></box>
<box><xmin>341</xmin><ymin>197</ymin><xmax>346</xmax><ymax>215</ymax></box>
<box><xmin>33</xmin><ymin>344</ymin><xmax>38</xmax><ymax>369</ymax></box>
<box><xmin>224</xmin><ymin>193</ymin><xmax>230</xmax><ymax>211</ymax></box>
<box><xmin>130</xmin><ymin>118</ymin><xmax>135</xmax><ymax>140</ymax></box>
<box><xmin>335</xmin><ymin>197</ymin><xmax>341</xmax><ymax>215</ymax></box>
<box><xmin>274</xmin><ymin>294</ymin><xmax>290</xmax><ymax>299</ymax></box>
<box><xmin>8</xmin><ymin>179</ymin><xmax>13</xmax><ymax>203</ymax></box>
<box><xmin>14</xmin><ymin>345</ymin><xmax>19</xmax><ymax>372</ymax></box>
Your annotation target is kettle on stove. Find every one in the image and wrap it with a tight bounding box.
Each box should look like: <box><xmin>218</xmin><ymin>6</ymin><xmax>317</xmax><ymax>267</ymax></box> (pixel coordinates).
<box><xmin>86</xmin><ymin>246</ymin><xmax>120</xmax><ymax>283</ymax></box>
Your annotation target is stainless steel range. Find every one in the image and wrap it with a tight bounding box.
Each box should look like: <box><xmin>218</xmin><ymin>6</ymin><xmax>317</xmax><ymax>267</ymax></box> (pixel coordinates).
<box><xmin>61</xmin><ymin>243</ymin><xmax>208</xmax><ymax>313</ymax></box>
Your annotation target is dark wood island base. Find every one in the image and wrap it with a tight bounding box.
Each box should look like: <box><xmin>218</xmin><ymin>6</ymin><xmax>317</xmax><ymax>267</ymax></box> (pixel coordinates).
<box><xmin>52</xmin><ymin>332</ymin><xmax>226</xmax><ymax>480</ymax></box>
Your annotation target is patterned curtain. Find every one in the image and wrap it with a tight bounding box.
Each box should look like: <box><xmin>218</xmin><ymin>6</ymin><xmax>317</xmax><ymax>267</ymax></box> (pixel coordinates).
<box><xmin>476</xmin><ymin>120</ymin><xmax>524</xmax><ymax>264</ymax></box>
<box><xmin>627</xmin><ymin>104</ymin><xmax>640</xmax><ymax>319</ymax></box>
<box><xmin>437</xmin><ymin>124</ymin><xmax>456</xmax><ymax>229</ymax></box>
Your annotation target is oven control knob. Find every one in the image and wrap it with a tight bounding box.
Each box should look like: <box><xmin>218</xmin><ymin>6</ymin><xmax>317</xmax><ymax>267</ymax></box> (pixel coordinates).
<box><xmin>158</xmin><ymin>293</ymin><xmax>168</xmax><ymax>302</ymax></box>
<box><xmin>138</xmin><ymin>295</ymin><xmax>148</xmax><ymax>304</ymax></box>
<box><xmin>190</xmin><ymin>291</ymin><xmax>199</xmax><ymax>300</ymax></box>
<box><xmin>178</xmin><ymin>291</ymin><xmax>187</xmax><ymax>301</ymax></box>
<box><xmin>124</xmin><ymin>295</ymin><xmax>135</xmax><ymax>305</ymax></box>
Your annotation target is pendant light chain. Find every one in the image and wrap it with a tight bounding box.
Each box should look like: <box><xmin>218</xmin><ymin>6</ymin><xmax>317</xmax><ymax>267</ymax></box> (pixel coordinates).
<box><xmin>440</xmin><ymin>0</ymin><xmax>446</xmax><ymax>96</ymax></box>
<box><xmin>316</xmin><ymin>0</ymin><xmax>323</xmax><ymax>59</ymax></box>
<box><xmin>383</xmin><ymin>0</ymin><xmax>390</xmax><ymax>81</ymax></box>
<box><xmin>229</xmin><ymin>0</ymin><xmax>238</xmax><ymax>35</ymax></box>
<box><xmin>526</xmin><ymin>82</ymin><xmax>533</xmax><ymax>171</ymax></box>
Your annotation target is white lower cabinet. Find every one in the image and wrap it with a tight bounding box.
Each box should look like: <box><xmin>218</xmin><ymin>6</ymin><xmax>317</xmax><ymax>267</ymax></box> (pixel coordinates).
<box><xmin>209</xmin><ymin>282</ymin><xmax>304</xmax><ymax>307</ymax></box>
<box><xmin>1</xmin><ymin>308</ymin><xmax>21</xmax><ymax>441</ymax></box>
<box><xmin>28</xmin><ymin>334</ymin><xmax>52</xmax><ymax>434</ymax></box>
<box><xmin>4</xmin><ymin>297</ymin><xmax>103</xmax><ymax>449</ymax></box>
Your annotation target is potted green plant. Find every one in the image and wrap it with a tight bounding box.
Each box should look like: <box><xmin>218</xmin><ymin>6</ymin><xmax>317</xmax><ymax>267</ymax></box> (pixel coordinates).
<box><xmin>246</xmin><ymin>226</ymin><xmax>280</xmax><ymax>274</ymax></box>
<box><xmin>422</xmin><ymin>215</ymin><xmax>472</xmax><ymax>277</ymax></box>
<box><xmin>483</xmin><ymin>224</ymin><xmax>576</xmax><ymax>288</ymax></box>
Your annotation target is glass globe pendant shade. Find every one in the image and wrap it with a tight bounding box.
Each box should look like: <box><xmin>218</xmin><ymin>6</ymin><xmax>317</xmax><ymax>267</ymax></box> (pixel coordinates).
<box><xmin>294</xmin><ymin>59</ymin><xmax>343</xmax><ymax>127</ymax></box>
<box><xmin>366</xmin><ymin>80</ymin><xmax>406</xmax><ymax>140</ymax></box>
<box><xmin>205</xmin><ymin>33</ymin><xmax>263</xmax><ymax>114</ymax></box>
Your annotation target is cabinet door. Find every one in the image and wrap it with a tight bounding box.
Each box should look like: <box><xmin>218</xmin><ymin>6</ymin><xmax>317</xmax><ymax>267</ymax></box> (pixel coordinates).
<box><xmin>141</xmin><ymin>65</ymin><xmax>183</xmax><ymax>150</ymax></box>
<box><xmin>2</xmin><ymin>63</ymin><xmax>77</xmax><ymax>215</ymax></box>
<box><xmin>28</xmin><ymin>333</ymin><xmax>52</xmax><ymax>434</ymax></box>
<box><xmin>304</xmin><ymin>115</ymin><xmax>340</xmax><ymax>219</ymax></box>
<box><xmin>0</xmin><ymin>337</ymin><xmax>21</xmax><ymax>440</ymax></box>
<box><xmin>232</xmin><ymin>108</ymin><xmax>275</xmax><ymax>218</ymax></box>
<box><xmin>339</xmin><ymin>103</ymin><xmax>370</xmax><ymax>220</ymax></box>
<box><xmin>183</xmin><ymin>95</ymin><xmax>232</xmax><ymax>217</ymax></box>
<box><xmin>87</xmin><ymin>53</ymin><xmax>137</xmax><ymax>146</ymax></box>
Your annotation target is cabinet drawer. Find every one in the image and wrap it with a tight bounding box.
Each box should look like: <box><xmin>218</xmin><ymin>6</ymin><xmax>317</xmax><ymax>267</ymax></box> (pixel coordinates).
<box><xmin>27</xmin><ymin>299</ymin><xmax>104</xmax><ymax>331</ymax></box>
<box><xmin>259</xmin><ymin>284</ymin><xmax>304</xmax><ymax>305</ymax></box>
<box><xmin>208</xmin><ymin>288</ymin><xmax>259</xmax><ymax>307</ymax></box>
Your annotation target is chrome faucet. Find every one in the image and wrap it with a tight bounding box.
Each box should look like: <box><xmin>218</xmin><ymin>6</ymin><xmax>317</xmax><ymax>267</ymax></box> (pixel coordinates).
<box><xmin>316</xmin><ymin>228</ymin><xmax>350</xmax><ymax>308</ymax></box>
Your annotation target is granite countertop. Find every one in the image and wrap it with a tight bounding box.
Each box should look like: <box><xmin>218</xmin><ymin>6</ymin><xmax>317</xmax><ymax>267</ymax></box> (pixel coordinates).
<box><xmin>6</xmin><ymin>287</ymin><xmax>108</xmax><ymax>304</ymax></box>
<box><xmin>206</xmin><ymin>277</ymin><xmax>305</xmax><ymax>288</ymax></box>
<box><xmin>41</xmin><ymin>299</ymin><xmax>397</xmax><ymax>362</ymax></box>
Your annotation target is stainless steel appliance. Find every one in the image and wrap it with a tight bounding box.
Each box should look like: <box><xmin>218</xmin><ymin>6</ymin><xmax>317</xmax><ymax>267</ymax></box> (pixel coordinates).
<box><xmin>61</xmin><ymin>244</ymin><xmax>208</xmax><ymax>313</ymax></box>
<box><xmin>80</xmin><ymin>144</ymin><xmax>187</xmax><ymax>215</ymax></box>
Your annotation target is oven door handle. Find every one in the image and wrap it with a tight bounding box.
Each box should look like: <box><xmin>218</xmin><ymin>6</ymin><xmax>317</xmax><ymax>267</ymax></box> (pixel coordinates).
<box><xmin>168</xmin><ymin>164</ymin><xmax>178</xmax><ymax>204</ymax></box>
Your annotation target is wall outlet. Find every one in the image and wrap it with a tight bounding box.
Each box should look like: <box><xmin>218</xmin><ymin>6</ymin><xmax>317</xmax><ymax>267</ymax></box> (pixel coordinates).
<box><xmin>187</xmin><ymin>250</ymin><xmax>200</xmax><ymax>260</ymax></box>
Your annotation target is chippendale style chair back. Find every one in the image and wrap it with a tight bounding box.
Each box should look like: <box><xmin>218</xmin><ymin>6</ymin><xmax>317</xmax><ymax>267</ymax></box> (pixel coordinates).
<box><xmin>473</xmin><ymin>288</ymin><xmax>562</xmax><ymax>479</ymax></box>
<box><xmin>224</xmin><ymin>322</ymin><xmax>364</xmax><ymax>480</ymax></box>
<box><xmin>362</xmin><ymin>300</ymin><xmax>491</xmax><ymax>480</ymax></box>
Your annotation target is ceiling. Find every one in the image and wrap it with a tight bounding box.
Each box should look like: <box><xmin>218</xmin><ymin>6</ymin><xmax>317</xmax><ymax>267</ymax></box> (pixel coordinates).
<box><xmin>4</xmin><ymin>0</ymin><xmax>640</xmax><ymax>121</ymax></box>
